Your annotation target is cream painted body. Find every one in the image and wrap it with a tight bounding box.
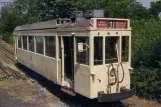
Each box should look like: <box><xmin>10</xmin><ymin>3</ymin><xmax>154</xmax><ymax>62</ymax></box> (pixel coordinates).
<box><xmin>14</xmin><ymin>18</ymin><xmax>132</xmax><ymax>99</ymax></box>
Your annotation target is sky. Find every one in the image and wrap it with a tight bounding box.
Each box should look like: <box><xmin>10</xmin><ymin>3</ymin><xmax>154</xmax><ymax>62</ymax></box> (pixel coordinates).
<box><xmin>0</xmin><ymin>0</ymin><xmax>13</xmax><ymax>8</ymax></box>
<box><xmin>136</xmin><ymin>0</ymin><xmax>158</xmax><ymax>8</ymax></box>
<box><xmin>1</xmin><ymin>0</ymin><xmax>13</xmax><ymax>1</ymax></box>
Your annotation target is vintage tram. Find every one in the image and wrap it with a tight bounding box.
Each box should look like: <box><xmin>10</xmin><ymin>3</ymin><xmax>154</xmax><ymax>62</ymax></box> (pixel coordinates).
<box><xmin>13</xmin><ymin>10</ymin><xmax>135</xmax><ymax>102</ymax></box>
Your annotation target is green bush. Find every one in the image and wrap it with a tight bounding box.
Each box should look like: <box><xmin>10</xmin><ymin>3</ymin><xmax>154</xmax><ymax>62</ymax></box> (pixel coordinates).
<box><xmin>132</xmin><ymin>19</ymin><xmax>161</xmax><ymax>68</ymax></box>
<box><xmin>2</xmin><ymin>32</ymin><xmax>13</xmax><ymax>45</ymax></box>
<box><xmin>131</xmin><ymin>19</ymin><xmax>161</xmax><ymax>100</ymax></box>
<box><xmin>131</xmin><ymin>67</ymin><xmax>161</xmax><ymax>99</ymax></box>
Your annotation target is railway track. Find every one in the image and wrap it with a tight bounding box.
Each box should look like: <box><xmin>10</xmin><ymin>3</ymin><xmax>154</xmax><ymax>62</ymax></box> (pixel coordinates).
<box><xmin>0</xmin><ymin>43</ymin><xmax>16</xmax><ymax>64</ymax></box>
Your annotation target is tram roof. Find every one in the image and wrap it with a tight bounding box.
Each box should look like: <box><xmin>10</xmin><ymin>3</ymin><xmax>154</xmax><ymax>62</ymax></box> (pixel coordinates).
<box><xmin>57</xmin><ymin>19</ymin><xmax>90</xmax><ymax>29</ymax></box>
<box><xmin>15</xmin><ymin>19</ymin><xmax>91</xmax><ymax>31</ymax></box>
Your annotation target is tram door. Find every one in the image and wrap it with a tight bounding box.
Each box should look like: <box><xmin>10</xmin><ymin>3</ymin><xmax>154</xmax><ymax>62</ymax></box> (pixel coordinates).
<box><xmin>63</xmin><ymin>37</ymin><xmax>74</xmax><ymax>83</ymax></box>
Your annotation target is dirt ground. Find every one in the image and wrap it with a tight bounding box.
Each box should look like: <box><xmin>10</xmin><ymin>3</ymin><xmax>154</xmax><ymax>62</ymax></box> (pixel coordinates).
<box><xmin>122</xmin><ymin>96</ymin><xmax>161</xmax><ymax>107</ymax></box>
<box><xmin>0</xmin><ymin>67</ymin><xmax>85</xmax><ymax>107</ymax></box>
<box><xmin>0</xmin><ymin>71</ymin><xmax>48</xmax><ymax>107</ymax></box>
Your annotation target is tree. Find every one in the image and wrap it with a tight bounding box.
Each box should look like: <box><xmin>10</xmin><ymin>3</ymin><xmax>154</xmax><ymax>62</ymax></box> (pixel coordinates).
<box><xmin>75</xmin><ymin>0</ymin><xmax>148</xmax><ymax>20</ymax></box>
<box><xmin>149</xmin><ymin>0</ymin><xmax>161</xmax><ymax>18</ymax></box>
<box><xmin>128</xmin><ymin>1</ymin><xmax>149</xmax><ymax>20</ymax></box>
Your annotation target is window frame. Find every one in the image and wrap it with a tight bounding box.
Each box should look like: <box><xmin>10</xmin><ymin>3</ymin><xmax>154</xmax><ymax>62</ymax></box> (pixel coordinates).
<box><xmin>35</xmin><ymin>36</ymin><xmax>44</xmax><ymax>55</ymax></box>
<box><xmin>121</xmin><ymin>36</ymin><xmax>130</xmax><ymax>62</ymax></box>
<box><xmin>76</xmin><ymin>37</ymin><xmax>89</xmax><ymax>65</ymax></box>
<box><xmin>45</xmin><ymin>36</ymin><xmax>56</xmax><ymax>58</ymax></box>
<box><xmin>105</xmin><ymin>36</ymin><xmax>120</xmax><ymax>64</ymax></box>
<box><xmin>22</xmin><ymin>36</ymin><xmax>27</xmax><ymax>50</ymax></box>
<box><xmin>28</xmin><ymin>36</ymin><xmax>35</xmax><ymax>52</ymax></box>
<box><xmin>17</xmin><ymin>35</ymin><xmax>22</xmax><ymax>49</ymax></box>
<box><xmin>94</xmin><ymin>36</ymin><xmax>103</xmax><ymax>65</ymax></box>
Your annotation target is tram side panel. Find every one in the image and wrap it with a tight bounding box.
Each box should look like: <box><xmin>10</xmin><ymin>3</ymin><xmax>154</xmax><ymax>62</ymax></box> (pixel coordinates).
<box><xmin>90</xmin><ymin>65</ymin><xmax>108</xmax><ymax>98</ymax></box>
<box><xmin>43</xmin><ymin>56</ymin><xmax>57</xmax><ymax>83</ymax></box>
<box><xmin>57</xmin><ymin>60</ymin><xmax>62</xmax><ymax>85</ymax></box>
<box><xmin>17</xmin><ymin>49</ymin><xmax>32</xmax><ymax>70</ymax></box>
<box><xmin>17</xmin><ymin>49</ymin><xmax>58</xmax><ymax>83</ymax></box>
<box><xmin>74</xmin><ymin>64</ymin><xmax>91</xmax><ymax>98</ymax></box>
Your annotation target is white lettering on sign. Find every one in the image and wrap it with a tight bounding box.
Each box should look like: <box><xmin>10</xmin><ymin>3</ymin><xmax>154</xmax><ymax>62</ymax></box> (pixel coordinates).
<box><xmin>97</xmin><ymin>20</ymin><xmax>108</xmax><ymax>28</ymax></box>
<box><xmin>114</xmin><ymin>21</ymin><xmax>127</xmax><ymax>29</ymax></box>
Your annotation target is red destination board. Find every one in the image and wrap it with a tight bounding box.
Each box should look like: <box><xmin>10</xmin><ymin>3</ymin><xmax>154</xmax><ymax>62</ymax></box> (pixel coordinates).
<box><xmin>96</xmin><ymin>19</ymin><xmax>128</xmax><ymax>29</ymax></box>
<box><xmin>114</xmin><ymin>21</ymin><xmax>127</xmax><ymax>29</ymax></box>
<box><xmin>97</xmin><ymin>20</ymin><xmax>109</xmax><ymax>28</ymax></box>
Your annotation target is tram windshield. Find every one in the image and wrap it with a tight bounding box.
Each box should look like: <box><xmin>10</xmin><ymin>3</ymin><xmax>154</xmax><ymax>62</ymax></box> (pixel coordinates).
<box><xmin>105</xmin><ymin>37</ymin><xmax>119</xmax><ymax>64</ymax></box>
<box><xmin>122</xmin><ymin>36</ymin><xmax>129</xmax><ymax>62</ymax></box>
<box><xmin>94</xmin><ymin>37</ymin><xmax>103</xmax><ymax>65</ymax></box>
<box><xmin>94</xmin><ymin>36</ymin><xmax>130</xmax><ymax>65</ymax></box>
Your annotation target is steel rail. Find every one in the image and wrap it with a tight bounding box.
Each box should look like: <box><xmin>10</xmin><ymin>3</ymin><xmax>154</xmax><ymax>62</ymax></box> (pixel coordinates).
<box><xmin>0</xmin><ymin>44</ymin><xmax>16</xmax><ymax>64</ymax></box>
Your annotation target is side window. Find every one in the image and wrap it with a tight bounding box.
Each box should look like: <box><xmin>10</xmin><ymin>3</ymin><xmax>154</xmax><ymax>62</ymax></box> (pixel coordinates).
<box><xmin>29</xmin><ymin>36</ymin><xmax>34</xmax><ymax>52</ymax></box>
<box><xmin>94</xmin><ymin>37</ymin><xmax>103</xmax><ymax>65</ymax></box>
<box><xmin>36</xmin><ymin>36</ymin><xmax>44</xmax><ymax>54</ymax></box>
<box><xmin>105</xmin><ymin>37</ymin><xmax>119</xmax><ymax>64</ymax></box>
<box><xmin>122</xmin><ymin>36</ymin><xmax>129</xmax><ymax>62</ymax></box>
<box><xmin>45</xmin><ymin>36</ymin><xmax>56</xmax><ymax>57</ymax></box>
<box><xmin>76</xmin><ymin>37</ymin><xmax>89</xmax><ymax>65</ymax></box>
<box><xmin>18</xmin><ymin>36</ymin><xmax>21</xmax><ymax>48</ymax></box>
<box><xmin>58</xmin><ymin>37</ymin><xmax>61</xmax><ymax>59</ymax></box>
<box><xmin>22</xmin><ymin>36</ymin><xmax>27</xmax><ymax>50</ymax></box>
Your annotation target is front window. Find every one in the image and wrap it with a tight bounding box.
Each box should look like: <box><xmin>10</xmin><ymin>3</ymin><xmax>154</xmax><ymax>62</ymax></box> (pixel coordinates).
<box><xmin>94</xmin><ymin>37</ymin><xmax>103</xmax><ymax>65</ymax></box>
<box><xmin>122</xmin><ymin>36</ymin><xmax>129</xmax><ymax>62</ymax></box>
<box><xmin>105</xmin><ymin>37</ymin><xmax>119</xmax><ymax>64</ymax></box>
<box><xmin>76</xmin><ymin>37</ymin><xmax>89</xmax><ymax>65</ymax></box>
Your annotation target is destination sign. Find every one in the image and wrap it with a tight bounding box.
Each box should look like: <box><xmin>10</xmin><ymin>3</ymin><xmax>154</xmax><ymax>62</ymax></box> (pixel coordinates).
<box><xmin>97</xmin><ymin>20</ymin><xmax>109</xmax><ymax>28</ymax></box>
<box><xmin>114</xmin><ymin>21</ymin><xmax>127</xmax><ymax>29</ymax></box>
<box><xmin>97</xmin><ymin>19</ymin><xmax>128</xmax><ymax>29</ymax></box>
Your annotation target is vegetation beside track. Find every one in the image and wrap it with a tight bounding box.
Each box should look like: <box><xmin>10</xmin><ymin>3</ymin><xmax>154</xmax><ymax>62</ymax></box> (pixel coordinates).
<box><xmin>131</xmin><ymin>19</ymin><xmax>161</xmax><ymax>100</ymax></box>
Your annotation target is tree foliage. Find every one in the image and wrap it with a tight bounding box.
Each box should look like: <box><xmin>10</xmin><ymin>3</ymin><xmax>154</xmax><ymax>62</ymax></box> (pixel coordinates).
<box><xmin>149</xmin><ymin>0</ymin><xmax>161</xmax><ymax>18</ymax></box>
<box><xmin>0</xmin><ymin>0</ymin><xmax>151</xmax><ymax>33</ymax></box>
<box><xmin>132</xmin><ymin>19</ymin><xmax>161</xmax><ymax>68</ymax></box>
<box><xmin>131</xmin><ymin>19</ymin><xmax>161</xmax><ymax>99</ymax></box>
<box><xmin>0</xmin><ymin>0</ymin><xmax>151</xmax><ymax>35</ymax></box>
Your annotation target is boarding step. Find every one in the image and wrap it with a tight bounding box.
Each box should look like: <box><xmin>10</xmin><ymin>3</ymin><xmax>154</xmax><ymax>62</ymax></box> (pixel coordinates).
<box><xmin>61</xmin><ymin>86</ymin><xmax>76</xmax><ymax>96</ymax></box>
